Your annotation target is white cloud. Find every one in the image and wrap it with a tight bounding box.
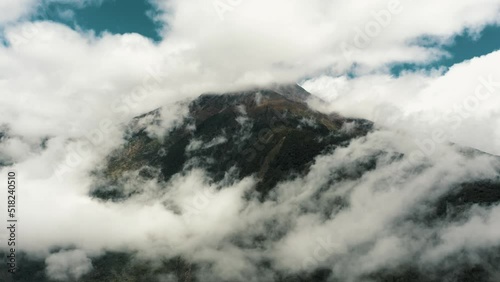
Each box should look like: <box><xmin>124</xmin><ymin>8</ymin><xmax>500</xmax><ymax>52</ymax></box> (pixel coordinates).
<box><xmin>45</xmin><ymin>249</ymin><xmax>93</xmax><ymax>281</ymax></box>
<box><xmin>304</xmin><ymin>50</ymin><xmax>500</xmax><ymax>155</ymax></box>
<box><xmin>0</xmin><ymin>0</ymin><xmax>35</xmax><ymax>24</ymax></box>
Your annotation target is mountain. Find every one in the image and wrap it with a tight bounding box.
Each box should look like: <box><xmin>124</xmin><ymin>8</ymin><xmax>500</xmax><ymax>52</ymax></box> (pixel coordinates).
<box><xmin>85</xmin><ymin>84</ymin><xmax>500</xmax><ymax>281</ymax></box>
<box><xmin>92</xmin><ymin>84</ymin><xmax>373</xmax><ymax>201</ymax></box>
<box><xmin>5</xmin><ymin>85</ymin><xmax>500</xmax><ymax>282</ymax></box>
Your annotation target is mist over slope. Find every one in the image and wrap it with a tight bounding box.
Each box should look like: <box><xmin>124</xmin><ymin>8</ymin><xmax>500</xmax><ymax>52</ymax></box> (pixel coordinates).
<box><xmin>2</xmin><ymin>85</ymin><xmax>500</xmax><ymax>282</ymax></box>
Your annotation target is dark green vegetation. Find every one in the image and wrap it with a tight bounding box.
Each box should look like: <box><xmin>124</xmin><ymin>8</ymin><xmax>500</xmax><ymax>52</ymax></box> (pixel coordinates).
<box><xmin>92</xmin><ymin>85</ymin><xmax>373</xmax><ymax>201</ymax></box>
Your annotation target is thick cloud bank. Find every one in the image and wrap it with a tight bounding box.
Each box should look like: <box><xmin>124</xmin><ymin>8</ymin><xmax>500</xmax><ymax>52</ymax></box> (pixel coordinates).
<box><xmin>303</xmin><ymin>50</ymin><xmax>500</xmax><ymax>155</ymax></box>
<box><xmin>4</xmin><ymin>125</ymin><xmax>500</xmax><ymax>280</ymax></box>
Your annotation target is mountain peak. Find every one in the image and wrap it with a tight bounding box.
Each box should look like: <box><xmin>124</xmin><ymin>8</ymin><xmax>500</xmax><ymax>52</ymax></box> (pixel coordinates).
<box><xmin>94</xmin><ymin>86</ymin><xmax>372</xmax><ymax>200</ymax></box>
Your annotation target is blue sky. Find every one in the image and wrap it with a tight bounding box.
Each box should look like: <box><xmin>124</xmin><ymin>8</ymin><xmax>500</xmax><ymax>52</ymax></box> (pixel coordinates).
<box><xmin>391</xmin><ymin>25</ymin><xmax>500</xmax><ymax>75</ymax></box>
<box><xmin>35</xmin><ymin>0</ymin><xmax>163</xmax><ymax>41</ymax></box>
